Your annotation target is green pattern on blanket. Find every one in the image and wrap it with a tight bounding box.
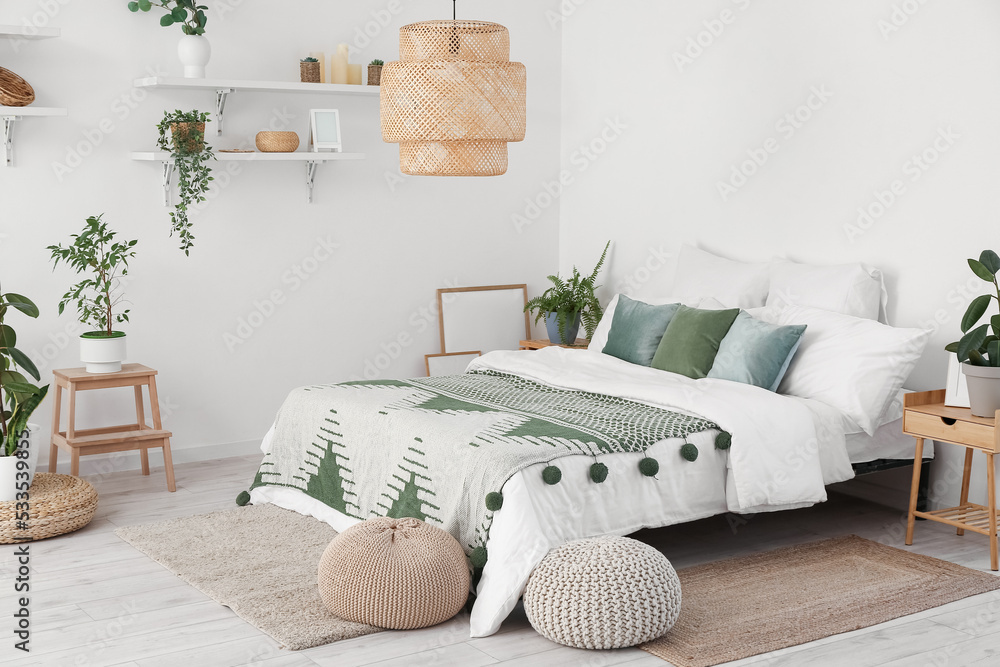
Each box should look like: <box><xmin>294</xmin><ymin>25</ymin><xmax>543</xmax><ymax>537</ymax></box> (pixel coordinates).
<box><xmin>250</xmin><ymin>370</ymin><xmax>719</xmax><ymax>558</ymax></box>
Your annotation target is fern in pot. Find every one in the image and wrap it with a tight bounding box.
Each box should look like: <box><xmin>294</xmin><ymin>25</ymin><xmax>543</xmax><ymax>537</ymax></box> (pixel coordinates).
<box><xmin>157</xmin><ymin>109</ymin><xmax>214</xmax><ymax>255</ymax></box>
<box><xmin>525</xmin><ymin>242</ymin><xmax>610</xmax><ymax>345</ymax></box>
<box><xmin>947</xmin><ymin>249</ymin><xmax>1000</xmax><ymax>417</ymax></box>
<box><xmin>48</xmin><ymin>215</ymin><xmax>138</xmax><ymax>374</ymax></box>
<box><xmin>0</xmin><ymin>287</ymin><xmax>49</xmax><ymax>498</ymax></box>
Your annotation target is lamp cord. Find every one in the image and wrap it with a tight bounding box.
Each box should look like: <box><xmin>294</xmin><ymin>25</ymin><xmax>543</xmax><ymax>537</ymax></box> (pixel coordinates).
<box><xmin>453</xmin><ymin>0</ymin><xmax>456</xmax><ymax>20</ymax></box>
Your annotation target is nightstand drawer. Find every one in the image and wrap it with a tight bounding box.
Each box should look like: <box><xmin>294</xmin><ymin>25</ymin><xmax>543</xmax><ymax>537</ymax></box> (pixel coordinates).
<box><xmin>903</xmin><ymin>410</ymin><xmax>998</xmax><ymax>451</ymax></box>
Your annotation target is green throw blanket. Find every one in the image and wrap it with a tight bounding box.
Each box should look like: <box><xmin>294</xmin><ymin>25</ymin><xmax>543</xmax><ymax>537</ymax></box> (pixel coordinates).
<box><xmin>250</xmin><ymin>371</ymin><xmax>721</xmax><ymax>563</ymax></box>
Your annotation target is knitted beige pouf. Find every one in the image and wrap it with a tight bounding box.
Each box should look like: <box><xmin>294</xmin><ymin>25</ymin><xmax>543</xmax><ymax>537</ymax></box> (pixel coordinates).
<box><xmin>523</xmin><ymin>536</ymin><xmax>681</xmax><ymax>649</ymax></box>
<box><xmin>317</xmin><ymin>517</ymin><xmax>470</xmax><ymax>629</ymax></box>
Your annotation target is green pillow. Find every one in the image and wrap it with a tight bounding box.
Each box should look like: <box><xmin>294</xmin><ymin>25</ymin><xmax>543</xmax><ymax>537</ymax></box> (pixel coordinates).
<box><xmin>651</xmin><ymin>305</ymin><xmax>741</xmax><ymax>379</ymax></box>
<box><xmin>707</xmin><ymin>311</ymin><xmax>807</xmax><ymax>391</ymax></box>
<box><xmin>602</xmin><ymin>297</ymin><xmax>680</xmax><ymax>366</ymax></box>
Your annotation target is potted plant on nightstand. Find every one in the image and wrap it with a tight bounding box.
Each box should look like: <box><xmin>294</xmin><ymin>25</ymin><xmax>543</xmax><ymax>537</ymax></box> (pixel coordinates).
<box><xmin>156</xmin><ymin>109</ymin><xmax>214</xmax><ymax>255</ymax></box>
<box><xmin>525</xmin><ymin>241</ymin><xmax>610</xmax><ymax>345</ymax></box>
<box><xmin>48</xmin><ymin>214</ymin><xmax>138</xmax><ymax>375</ymax></box>
<box><xmin>947</xmin><ymin>249</ymin><xmax>1000</xmax><ymax>417</ymax></box>
<box><xmin>0</xmin><ymin>287</ymin><xmax>49</xmax><ymax>499</ymax></box>
<box><xmin>127</xmin><ymin>0</ymin><xmax>210</xmax><ymax>78</ymax></box>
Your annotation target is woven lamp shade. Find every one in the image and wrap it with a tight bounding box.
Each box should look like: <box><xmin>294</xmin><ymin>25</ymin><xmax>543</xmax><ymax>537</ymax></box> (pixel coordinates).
<box><xmin>380</xmin><ymin>20</ymin><xmax>526</xmax><ymax>177</ymax></box>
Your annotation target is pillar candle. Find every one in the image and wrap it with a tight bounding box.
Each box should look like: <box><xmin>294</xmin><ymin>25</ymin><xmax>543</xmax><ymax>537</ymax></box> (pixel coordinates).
<box><xmin>308</xmin><ymin>51</ymin><xmax>326</xmax><ymax>83</ymax></box>
<box><xmin>347</xmin><ymin>63</ymin><xmax>363</xmax><ymax>85</ymax></box>
<box><xmin>331</xmin><ymin>43</ymin><xmax>349</xmax><ymax>85</ymax></box>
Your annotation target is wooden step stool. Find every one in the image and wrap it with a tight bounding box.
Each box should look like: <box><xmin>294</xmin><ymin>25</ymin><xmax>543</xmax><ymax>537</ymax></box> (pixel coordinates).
<box><xmin>48</xmin><ymin>364</ymin><xmax>176</xmax><ymax>492</ymax></box>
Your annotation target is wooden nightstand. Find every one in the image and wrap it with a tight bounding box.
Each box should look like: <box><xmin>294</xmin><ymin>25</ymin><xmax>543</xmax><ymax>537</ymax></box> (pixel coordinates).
<box><xmin>904</xmin><ymin>389</ymin><xmax>1000</xmax><ymax>570</ymax></box>
<box><xmin>519</xmin><ymin>339</ymin><xmax>589</xmax><ymax>350</ymax></box>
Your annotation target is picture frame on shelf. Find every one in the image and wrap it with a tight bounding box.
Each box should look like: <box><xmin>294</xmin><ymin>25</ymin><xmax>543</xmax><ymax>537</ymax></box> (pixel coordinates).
<box><xmin>425</xmin><ymin>351</ymin><xmax>481</xmax><ymax>377</ymax></box>
<box><xmin>309</xmin><ymin>109</ymin><xmax>342</xmax><ymax>152</ymax></box>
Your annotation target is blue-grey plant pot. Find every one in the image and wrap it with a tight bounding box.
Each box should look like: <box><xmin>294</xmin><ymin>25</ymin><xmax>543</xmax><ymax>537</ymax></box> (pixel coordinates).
<box><xmin>545</xmin><ymin>312</ymin><xmax>581</xmax><ymax>345</ymax></box>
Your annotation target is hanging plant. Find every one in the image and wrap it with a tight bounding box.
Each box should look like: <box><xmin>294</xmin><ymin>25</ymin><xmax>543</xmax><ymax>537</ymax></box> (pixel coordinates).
<box><xmin>156</xmin><ymin>109</ymin><xmax>214</xmax><ymax>255</ymax></box>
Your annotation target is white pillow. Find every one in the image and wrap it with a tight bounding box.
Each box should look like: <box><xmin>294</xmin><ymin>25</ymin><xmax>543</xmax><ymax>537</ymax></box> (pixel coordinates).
<box><xmin>767</xmin><ymin>260</ymin><xmax>888</xmax><ymax>322</ymax></box>
<box><xmin>757</xmin><ymin>305</ymin><xmax>931</xmax><ymax>436</ymax></box>
<box><xmin>588</xmin><ymin>294</ymin><xmax>692</xmax><ymax>352</ymax></box>
<box><xmin>672</xmin><ymin>245</ymin><xmax>770</xmax><ymax>309</ymax></box>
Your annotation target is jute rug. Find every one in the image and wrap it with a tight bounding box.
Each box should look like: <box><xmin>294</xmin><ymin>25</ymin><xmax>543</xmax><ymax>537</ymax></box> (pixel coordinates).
<box><xmin>116</xmin><ymin>504</ymin><xmax>381</xmax><ymax>650</ymax></box>
<box><xmin>642</xmin><ymin>535</ymin><xmax>1000</xmax><ymax>667</ymax></box>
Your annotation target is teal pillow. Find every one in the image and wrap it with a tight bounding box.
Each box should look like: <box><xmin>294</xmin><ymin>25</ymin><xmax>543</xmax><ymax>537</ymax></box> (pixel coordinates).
<box><xmin>651</xmin><ymin>306</ymin><xmax>741</xmax><ymax>379</ymax></box>
<box><xmin>602</xmin><ymin>297</ymin><xmax>680</xmax><ymax>366</ymax></box>
<box><xmin>708</xmin><ymin>311</ymin><xmax>807</xmax><ymax>391</ymax></box>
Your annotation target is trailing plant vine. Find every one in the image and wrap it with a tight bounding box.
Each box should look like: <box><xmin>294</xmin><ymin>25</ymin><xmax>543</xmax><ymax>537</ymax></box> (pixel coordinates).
<box><xmin>156</xmin><ymin>109</ymin><xmax>214</xmax><ymax>255</ymax></box>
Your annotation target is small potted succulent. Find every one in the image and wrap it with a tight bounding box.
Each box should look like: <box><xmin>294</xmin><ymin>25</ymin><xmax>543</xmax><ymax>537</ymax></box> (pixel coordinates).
<box><xmin>48</xmin><ymin>215</ymin><xmax>138</xmax><ymax>374</ymax></box>
<box><xmin>301</xmin><ymin>57</ymin><xmax>321</xmax><ymax>83</ymax></box>
<box><xmin>525</xmin><ymin>241</ymin><xmax>610</xmax><ymax>345</ymax></box>
<box><xmin>156</xmin><ymin>109</ymin><xmax>214</xmax><ymax>255</ymax></box>
<box><xmin>0</xmin><ymin>287</ymin><xmax>49</xmax><ymax>499</ymax></box>
<box><xmin>947</xmin><ymin>249</ymin><xmax>1000</xmax><ymax>417</ymax></box>
<box><xmin>368</xmin><ymin>59</ymin><xmax>384</xmax><ymax>86</ymax></box>
<box><xmin>127</xmin><ymin>0</ymin><xmax>210</xmax><ymax>78</ymax></box>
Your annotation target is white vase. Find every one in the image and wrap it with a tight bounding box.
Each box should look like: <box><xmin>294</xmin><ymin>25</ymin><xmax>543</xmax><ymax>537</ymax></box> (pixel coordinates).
<box><xmin>80</xmin><ymin>333</ymin><xmax>127</xmax><ymax>374</ymax></box>
<box><xmin>178</xmin><ymin>34</ymin><xmax>211</xmax><ymax>79</ymax></box>
<box><xmin>0</xmin><ymin>456</ymin><xmax>20</xmax><ymax>502</ymax></box>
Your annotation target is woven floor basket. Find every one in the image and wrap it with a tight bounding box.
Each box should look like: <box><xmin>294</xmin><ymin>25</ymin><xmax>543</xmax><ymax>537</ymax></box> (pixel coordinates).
<box><xmin>255</xmin><ymin>131</ymin><xmax>300</xmax><ymax>152</ymax></box>
<box><xmin>0</xmin><ymin>67</ymin><xmax>35</xmax><ymax>107</ymax></box>
<box><xmin>300</xmin><ymin>62</ymin><xmax>321</xmax><ymax>83</ymax></box>
<box><xmin>0</xmin><ymin>474</ymin><xmax>98</xmax><ymax>544</ymax></box>
<box><xmin>317</xmin><ymin>517</ymin><xmax>470</xmax><ymax>630</ymax></box>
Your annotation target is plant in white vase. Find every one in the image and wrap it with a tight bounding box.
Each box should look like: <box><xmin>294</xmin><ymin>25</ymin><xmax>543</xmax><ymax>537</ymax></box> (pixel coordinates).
<box><xmin>126</xmin><ymin>0</ymin><xmax>210</xmax><ymax>78</ymax></box>
<box><xmin>48</xmin><ymin>215</ymin><xmax>138</xmax><ymax>374</ymax></box>
<box><xmin>0</xmin><ymin>288</ymin><xmax>49</xmax><ymax>499</ymax></box>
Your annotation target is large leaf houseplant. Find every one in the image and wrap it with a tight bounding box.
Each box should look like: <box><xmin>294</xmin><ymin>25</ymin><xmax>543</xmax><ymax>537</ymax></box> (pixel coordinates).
<box><xmin>157</xmin><ymin>109</ymin><xmax>214</xmax><ymax>255</ymax></box>
<box><xmin>525</xmin><ymin>241</ymin><xmax>610</xmax><ymax>345</ymax></box>
<box><xmin>0</xmin><ymin>287</ymin><xmax>49</xmax><ymax>497</ymax></box>
<box><xmin>48</xmin><ymin>215</ymin><xmax>138</xmax><ymax>374</ymax></box>
<box><xmin>947</xmin><ymin>249</ymin><xmax>1000</xmax><ymax>417</ymax></box>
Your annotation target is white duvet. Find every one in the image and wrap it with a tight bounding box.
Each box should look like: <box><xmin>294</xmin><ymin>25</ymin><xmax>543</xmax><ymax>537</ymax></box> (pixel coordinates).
<box><xmin>251</xmin><ymin>347</ymin><xmax>854</xmax><ymax>637</ymax></box>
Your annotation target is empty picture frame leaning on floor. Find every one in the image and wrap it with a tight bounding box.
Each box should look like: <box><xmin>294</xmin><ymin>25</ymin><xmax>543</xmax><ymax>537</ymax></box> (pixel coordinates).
<box><xmin>438</xmin><ymin>285</ymin><xmax>530</xmax><ymax>355</ymax></box>
<box><xmin>425</xmin><ymin>351</ymin><xmax>482</xmax><ymax>377</ymax></box>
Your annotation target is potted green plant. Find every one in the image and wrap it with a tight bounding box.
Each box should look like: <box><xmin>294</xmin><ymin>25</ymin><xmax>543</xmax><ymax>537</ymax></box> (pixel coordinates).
<box><xmin>0</xmin><ymin>287</ymin><xmax>49</xmax><ymax>498</ymax></box>
<box><xmin>368</xmin><ymin>59</ymin><xmax>384</xmax><ymax>86</ymax></box>
<box><xmin>48</xmin><ymin>215</ymin><xmax>138</xmax><ymax>375</ymax></box>
<box><xmin>127</xmin><ymin>0</ymin><xmax>210</xmax><ymax>78</ymax></box>
<box><xmin>525</xmin><ymin>241</ymin><xmax>610</xmax><ymax>345</ymax></box>
<box><xmin>947</xmin><ymin>249</ymin><xmax>1000</xmax><ymax>417</ymax></box>
<box><xmin>157</xmin><ymin>109</ymin><xmax>214</xmax><ymax>255</ymax></box>
<box><xmin>301</xmin><ymin>57</ymin><xmax>321</xmax><ymax>83</ymax></box>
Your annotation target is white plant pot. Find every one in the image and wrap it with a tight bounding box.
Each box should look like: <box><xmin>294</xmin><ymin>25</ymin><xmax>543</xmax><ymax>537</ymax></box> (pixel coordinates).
<box><xmin>0</xmin><ymin>456</ymin><xmax>17</xmax><ymax>502</ymax></box>
<box><xmin>16</xmin><ymin>424</ymin><xmax>41</xmax><ymax>488</ymax></box>
<box><xmin>962</xmin><ymin>363</ymin><xmax>1000</xmax><ymax>418</ymax></box>
<box><xmin>178</xmin><ymin>34</ymin><xmax>211</xmax><ymax>78</ymax></box>
<box><xmin>80</xmin><ymin>333</ymin><xmax>127</xmax><ymax>374</ymax></box>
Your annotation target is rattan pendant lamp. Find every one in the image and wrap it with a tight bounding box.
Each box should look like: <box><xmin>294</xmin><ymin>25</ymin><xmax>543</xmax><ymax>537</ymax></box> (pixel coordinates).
<box><xmin>380</xmin><ymin>1</ymin><xmax>527</xmax><ymax>176</ymax></box>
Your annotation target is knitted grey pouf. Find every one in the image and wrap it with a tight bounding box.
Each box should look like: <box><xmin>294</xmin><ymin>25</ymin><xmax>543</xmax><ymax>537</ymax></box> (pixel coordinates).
<box><xmin>523</xmin><ymin>536</ymin><xmax>681</xmax><ymax>649</ymax></box>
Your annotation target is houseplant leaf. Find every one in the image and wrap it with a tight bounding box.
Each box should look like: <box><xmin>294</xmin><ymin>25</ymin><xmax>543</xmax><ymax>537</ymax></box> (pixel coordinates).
<box><xmin>7</xmin><ymin>347</ymin><xmax>39</xmax><ymax>381</ymax></box>
<box><xmin>958</xmin><ymin>324</ymin><xmax>990</xmax><ymax>362</ymax></box>
<box><xmin>962</xmin><ymin>294</ymin><xmax>992</xmax><ymax>333</ymax></box>
<box><xmin>969</xmin><ymin>259</ymin><xmax>995</xmax><ymax>282</ymax></box>
<box><xmin>1</xmin><ymin>294</ymin><xmax>38</xmax><ymax>318</ymax></box>
<box><xmin>980</xmin><ymin>250</ymin><xmax>1000</xmax><ymax>275</ymax></box>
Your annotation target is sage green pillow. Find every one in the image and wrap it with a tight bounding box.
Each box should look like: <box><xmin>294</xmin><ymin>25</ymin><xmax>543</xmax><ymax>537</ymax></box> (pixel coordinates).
<box><xmin>651</xmin><ymin>305</ymin><xmax>741</xmax><ymax>379</ymax></box>
<box><xmin>707</xmin><ymin>311</ymin><xmax>807</xmax><ymax>391</ymax></box>
<box><xmin>602</xmin><ymin>296</ymin><xmax>680</xmax><ymax>366</ymax></box>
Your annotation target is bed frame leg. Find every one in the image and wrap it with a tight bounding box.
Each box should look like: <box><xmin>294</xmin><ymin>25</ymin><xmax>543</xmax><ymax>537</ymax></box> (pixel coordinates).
<box><xmin>916</xmin><ymin>458</ymin><xmax>931</xmax><ymax>515</ymax></box>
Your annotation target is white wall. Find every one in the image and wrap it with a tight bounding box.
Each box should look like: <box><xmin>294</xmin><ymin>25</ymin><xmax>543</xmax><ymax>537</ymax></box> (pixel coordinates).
<box><xmin>558</xmin><ymin>0</ymin><xmax>1000</xmax><ymax>510</ymax></box>
<box><xmin>1</xmin><ymin>0</ymin><xmax>561</xmax><ymax>473</ymax></box>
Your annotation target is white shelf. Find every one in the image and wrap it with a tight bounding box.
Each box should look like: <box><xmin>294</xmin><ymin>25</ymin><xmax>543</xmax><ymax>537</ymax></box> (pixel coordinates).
<box><xmin>2</xmin><ymin>107</ymin><xmax>67</xmax><ymax>167</ymax></box>
<box><xmin>0</xmin><ymin>24</ymin><xmax>60</xmax><ymax>39</ymax></box>
<box><xmin>131</xmin><ymin>150</ymin><xmax>366</xmax><ymax>204</ymax></box>
<box><xmin>133</xmin><ymin>76</ymin><xmax>379</xmax><ymax>134</ymax></box>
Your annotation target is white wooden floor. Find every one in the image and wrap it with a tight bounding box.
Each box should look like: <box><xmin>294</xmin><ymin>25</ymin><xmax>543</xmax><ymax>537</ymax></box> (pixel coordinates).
<box><xmin>4</xmin><ymin>454</ymin><xmax>1000</xmax><ymax>667</ymax></box>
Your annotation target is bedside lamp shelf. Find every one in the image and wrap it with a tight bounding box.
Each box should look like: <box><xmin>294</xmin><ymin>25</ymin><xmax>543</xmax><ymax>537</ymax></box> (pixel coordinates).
<box><xmin>133</xmin><ymin>76</ymin><xmax>379</xmax><ymax>134</ymax></box>
<box><xmin>1</xmin><ymin>106</ymin><xmax>68</xmax><ymax>167</ymax></box>
<box><xmin>130</xmin><ymin>150</ymin><xmax>366</xmax><ymax>204</ymax></box>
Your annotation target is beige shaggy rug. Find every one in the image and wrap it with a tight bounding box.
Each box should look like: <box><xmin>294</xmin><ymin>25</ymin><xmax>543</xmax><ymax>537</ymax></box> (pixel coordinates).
<box><xmin>116</xmin><ymin>504</ymin><xmax>380</xmax><ymax>650</ymax></box>
<box><xmin>642</xmin><ymin>535</ymin><xmax>1000</xmax><ymax>667</ymax></box>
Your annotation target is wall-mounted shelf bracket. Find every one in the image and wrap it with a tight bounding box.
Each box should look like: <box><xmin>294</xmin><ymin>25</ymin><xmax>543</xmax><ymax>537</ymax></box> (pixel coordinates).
<box><xmin>161</xmin><ymin>162</ymin><xmax>176</xmax><ymax>206</ymax></box>
<box><xmin>2</xmin><ymin>117</ymin><xmax>15</xmax><ymax>167</ymax></box>
<box><xmin>306</xmin><ymin>161</ymin><xmax>320</xmax><ymax>203</ymax></box>
<box><xmin>214</xmin><ymin>88</ymin><xmax>235</xmax><ymax>135</ymax></box>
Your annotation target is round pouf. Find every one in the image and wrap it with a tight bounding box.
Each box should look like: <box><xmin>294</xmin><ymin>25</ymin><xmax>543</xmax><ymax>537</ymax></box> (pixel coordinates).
<box><xmin>0</xmin><ymin>473</ymin><xmax>98</xmax><ymax>544</ymax></box>
<box><xmin>523</xmin><ymin>536</ymin><xmax>681</xmax><ymax>649</ymax></box>
<box><xmin>317</xmin><ymin>517</ymin><xmax>470</xmax><ymax>629</ymax></box>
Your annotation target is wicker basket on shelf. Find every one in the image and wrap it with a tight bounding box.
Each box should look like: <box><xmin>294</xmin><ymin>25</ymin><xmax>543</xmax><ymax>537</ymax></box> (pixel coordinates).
<box><xmin>170</xmin><ymin>122</ymin><xmax>206</xmax><ymax>154</ymax></box>
<box><xmin>300</xmin><ymin>61</ymin><xmax>321</xmax><ymax>83</ymax></box>
<box><xmin>0</xmin><ymin>67</ymin><xmax>35</xmax><ymax>107</ymax></box>
<box><xmin>367</xmin><ymin>64</ymin><xmax>383</xmax><ymax>87</ymax></box>
<box><xmin>255</xmin><ymin>131</ymin><xmax>300</xmax><ymax>153</ymax></box>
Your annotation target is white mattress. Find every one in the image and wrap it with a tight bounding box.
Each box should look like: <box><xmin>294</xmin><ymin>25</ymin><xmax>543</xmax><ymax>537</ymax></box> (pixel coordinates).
<box><xmin>844</xmin><ymin>389</ymin><xmax>933</xmax><ymax>463</ymax></box>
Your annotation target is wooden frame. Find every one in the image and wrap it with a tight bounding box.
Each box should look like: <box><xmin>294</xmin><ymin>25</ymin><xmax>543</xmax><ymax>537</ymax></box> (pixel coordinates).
<box><xmin>437</xmin><ymin>284</ymin><xmax>530</xmax><ymax>354</ymax></box>
<box><xmin>425</xmin><ymin>351</ymin><xmax>482</xmax><ymax>377</ymax></box>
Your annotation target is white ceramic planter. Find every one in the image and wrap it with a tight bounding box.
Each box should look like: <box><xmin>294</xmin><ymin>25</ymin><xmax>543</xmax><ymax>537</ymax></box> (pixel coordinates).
<box><xmin>178</xmin><ymin>34</ymin><xmax>211</xmax><ymax>78</ymax></box>
<box><xmin>0</xmin><ymin>456</ymin><xmax>18</xmax><ymax>502</ymax></box>
<box><xmin>80</xmin><ymin>333</ymin><xmax>127</xmax><ymax>374</ymax></box>
<box><xmin>962</xmin><ymin>363</ymin><xmax>1000</xmax><ymax>418</ymax></box>
<box><xmin>17</xmin><ymin>424</ymin><xmax>40</xmax><ymax>488</ymax></box>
